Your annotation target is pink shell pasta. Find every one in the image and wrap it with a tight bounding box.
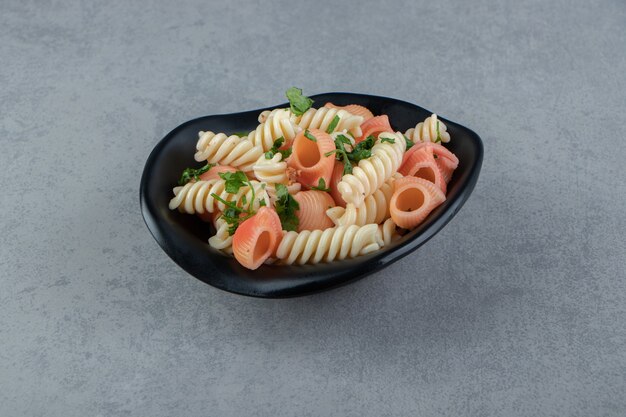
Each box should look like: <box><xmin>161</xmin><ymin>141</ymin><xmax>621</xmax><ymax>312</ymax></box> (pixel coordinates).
<box><xmin>356</xmin><ymin>115</ymin><xmax>393</xmax><ymax>143</ymax></box>
<box><xmin>232</xmin><ymin>207</ymin><xmax>283</xmax><ymax>270</ymax></box>
<box><xmin>403</xmin><ymin>142</ymin><xmax>459</xmax><ymax>184</ymax></box>
<box><xmin>287</xmin><ymin>128</ymin><xmax>335</xmax><ymax>189</ymax></box>
<box><xmin>390</xmin><ymin>176</ymin><xmax>446</xmax><ymax>229</ymax></box>
<box><xmin>399</xmin><ymin>147</ymin><xmax>446</xmax><ymax>194</ymax></box>
<box><xmin>329</xmin><ymin>160</ymin><xmax>347</xmax><ymax>207</ymax></box>
<box><xmin>293</xmin><ymin>190</ymin><xmax>336</xmax><ymax>232</ymax></box>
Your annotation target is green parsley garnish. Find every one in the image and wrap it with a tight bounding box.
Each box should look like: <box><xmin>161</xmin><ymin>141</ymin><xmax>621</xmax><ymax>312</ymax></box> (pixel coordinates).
<box><xmin>326</xmin><ymin>115</ymin><xmax>341</xmax><ymax>133</ymax></box>
<box><xmin>347</xmin><ymin>135</ymin><xmax>376</xmax><ymax>163</ymax></box>
<box><xmin>219</xmin><ymin>171</ymin><xmax>249</xmax><ymax>194</ymax></box>
<box><xmin>311</xmin><ymin>178</ymin><xmax>330</xmax><ymax>192</ymax></box>
<box><xmin>264</xmin><ymin>136</ymin><xmax>292</xmax><ymax>160</ymax></box>
<box><xmin>231</xmin><ymin>131</ymin><xmax>249</xmax><ymax>137</ymax></box>
<box><xmin>404</xmin><ymin>134</ymin><xmax>414</xmax><ymax>150</ymax></box>
<box><xmin>326</xmin><ymin>133</ymin><xmax>377</xmax><ymax>176</ymax></box>
<box><xmin>327</xmin><ymin>134</ymin><xmax>353</xmax><ymax>175</ymax></box>
<box><xmin>178</xmin><ymin>163</ymin><xmax>215</xmax><ymax>185</ymax></box>
<box><xmin>274</xmin><ymin>183</ymin><xmax>299</xmax><ymax>231</ymax></box>
<box><xmin>304</xmin><ymin>130</ymin><xmax>317</xmax><ymax>142</ymax></box>
<box><xmin>211</xmin><ymin>194</ymin><xmax>252</xmax><ymax>235</ymax></box>
<box><xmin>285</xmin><ymin>87</ymin><xmax>313</xmax><ymax>116</ymax></box>
<box><xmin>380</xmin><ymin>136</ymin><xmax>395</xmax><ymax>144</ymax></box>
<box><xmin>210</xmin><ymin>171</ymin><xmax>259</xmax><ymax>235</ymax></box>
<box><xmin>435</xmin><ymin>121</ymin><xmax>442</xmax><ymax>143</ymax></box>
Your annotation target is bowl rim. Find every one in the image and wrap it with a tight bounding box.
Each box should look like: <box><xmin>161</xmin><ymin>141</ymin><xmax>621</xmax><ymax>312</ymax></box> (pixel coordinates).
<box><xmin>140</xmin><ymin>92</ymin><xmax>484</xmax><ymax>298</ymax></box>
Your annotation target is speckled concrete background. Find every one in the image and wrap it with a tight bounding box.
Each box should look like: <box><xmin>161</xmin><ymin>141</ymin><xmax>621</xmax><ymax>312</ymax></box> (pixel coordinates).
<box><xmin>1</xmin><ymin>0</ymin><xmax>625</xmax><ymax>416</ymax></box>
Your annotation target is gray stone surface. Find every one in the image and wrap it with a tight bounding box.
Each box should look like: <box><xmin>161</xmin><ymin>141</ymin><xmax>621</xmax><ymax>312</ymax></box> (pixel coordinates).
<box><xmin>1</xmin><ymin>0</ymin><xmax>625</xmax><ymax>415</ymax></box>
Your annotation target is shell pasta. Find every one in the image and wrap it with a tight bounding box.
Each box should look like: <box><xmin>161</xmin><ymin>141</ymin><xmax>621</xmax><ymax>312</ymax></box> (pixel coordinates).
<box><xmin>169</xmin><ymin>88</ymin><xmax>459</xmax><ymax>270</ymax></box>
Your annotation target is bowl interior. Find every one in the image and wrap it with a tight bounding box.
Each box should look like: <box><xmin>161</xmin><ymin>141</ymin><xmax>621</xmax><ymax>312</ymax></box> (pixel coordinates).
<box><xmin>140</xmin><ymin>93</ymin><xmax>483</xmax><ymax>297</ymax></box>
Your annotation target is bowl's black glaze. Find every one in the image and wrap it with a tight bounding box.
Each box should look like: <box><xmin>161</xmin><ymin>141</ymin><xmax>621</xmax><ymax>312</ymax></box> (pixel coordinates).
<box><xmin>140</xmin><ymin>93</ymin><xmax>483</xmax><ymax>298</ymax></box>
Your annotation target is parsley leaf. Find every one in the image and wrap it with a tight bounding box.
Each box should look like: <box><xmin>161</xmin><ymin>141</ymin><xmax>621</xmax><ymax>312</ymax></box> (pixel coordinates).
<box><xmin>311</xmin><ymin>178</ymin><xmax>330</xmax><ymax>192</ymax></box>
<box><xmin>304</xmin><ymin>130</ymin><xmax>317</xmax><ymax>142</ymax></box>
<box><xmin>326</xmin><ymin>115</ymin><xmax>341</xmax><ymax>133</ymax></box>
<box><xmin>211</xmin><ymin>170</ymin><xmax>260</xmax><ymax>235</ymax></box>
<box><xmin>218</xmin><ymin>171</ymin><xmax>248</xmax><ymax>194</ymax></box>
<box><xmin>330</xmin><ymin>134</ymin><xmax>353</xmax><ymax>175</ymax></box>
<box><xmin>435</xmin><ymin>121</ymin><xmax>442</xmax><ymax>143</ymax></box>
<box><xmin>347</xmin><ymin>135</ymin><xmax>375</xmax><ymax>164</ymax></box>
<box><xmin>404</xmin><ymin>134</ymin><xmax>414</xmax><ymax>150</ymax></box>
<box><xmin>285</xmin><ymin>87</ymin><xmax>314</xmax><ymax>116</ymax></box>
<box><xmin>178</xmin><ymin>163</ymin><xmax>215</xmax><ymax>185</ymax></box>
<box><xmin>274</xmin><ymin>183</ymin><xmax>299</xmax><ymax>231</ymax></box>
<box><xmin>211</xmin><ymin>194</ymin><xmax>252</xmax><ymax>235</ymax></box>
<box><xmin>264</xmin><ymin>136</ymin><xmax>293</xmax><ymax>160</ymax></box>
<box><xmin>380</xmin><ymin>136</ymin><xmax>395</xmax><ymax>144</ymax></box>
<box><xmin>231</xmin><ymin>131</ymin><xmax>249</xmax><ymax>137</ymax></box>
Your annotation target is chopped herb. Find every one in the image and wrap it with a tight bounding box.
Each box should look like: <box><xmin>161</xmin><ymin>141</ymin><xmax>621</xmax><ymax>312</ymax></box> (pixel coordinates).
<box><xmin>347</xmin><ymin>135</ymin><xmax>376</xmax><ymax>164</ymax></box>
<box><xmin>380</xmin><ymin>136</ymin><xmax>395</xmax><ymax>144</ymax></box>
<box><xmin>274</xmin><ymin>183</ymin><xmax>299</xmax><ymax>231</ymax></box>
<box><xmin>259</xmin><ymin>199</ymin><xmax>267</xmax><ymax>207</ymax></box>
<box><xmin>280</xmin><ymin>148</ymin><xmax>292</xmax><ymax>159</ymax></box>
<box><xmin>435</xmin><ymin>121</ymin><xmax>442</xmax><ymax>143</ymax></box>
<box><xmin>326</xmin><ymin>115</ymin><xmax>341</xmax><ymax>133</ymax></box>
<box><xmin>231</xmin><ymin>131</ymin><xmax>249</xmax><ymax>137</ymax></box>
<box><xmin>211</xmin><ymin>170</ymin><xmax>259</xmax><ymax>235</ymax></box>
<box><xmin>285</xmin><ymin>87</ymin><xmax>313</xmax><ymax>116</ymax></box>
<box><xmin>331</xmin><ymin>134</ymin><xmax>353</xmax><ymax>175</ymax></box>
<box><xmin>327</xmin><ymin>133</ymin><xmax>376</xmax><ymax>175</ymax></box>
<box><xmin>178</xmin><ymin>163</ymin><xmax>215</xmax><ymax>185</ymax></box>
<box><xmin>264</xmin><ymin>136</ymin><xmax>292</xmax><ymax>160</ymax></box>
<box><xmin>218</xmin><ymin>171</ymin><xmax>248</xmax><ymax>194</ymax></box>
<box><xmin>304</xmin><ymin>130</ymin><xmax>317</xmax><ymax>142</ymax></box>
<box><xmin>404</xmin><ymin>134</ymin><xmax>414</xmax><ymax>150</ymax></box>
<box><xmin>311</xmin><ymin>178</ymin><xmax>330</xmax><ymax>192</ymax></box>
<box><xmin>211</xmin><ymin>194</ymin><xmax>253</xmax><ymax>235</ymax></box>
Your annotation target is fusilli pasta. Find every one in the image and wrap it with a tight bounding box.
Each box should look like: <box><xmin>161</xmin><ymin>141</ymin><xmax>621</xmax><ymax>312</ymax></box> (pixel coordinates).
<box><xmin>405</xmin><ymin>114</ymin><xmax>451</xmax><ymax>144</ymax></box>
<box><xmin>326</xmin><ymin>175</ymin><xmax>400</xmax><ymax>226</ymax></box>
<box><xmin>337</xmin><ymin>132</ymin><xmax>406</xmax><ymax>208</ymax></box>
<box><xmin>296</xmin><ymin>107</ymin><xmax>364</xmax><ymax>137</ymax></box>
<box><xmin>169</xmin><ymin>179</ymin><xmax>269</xmax><ymax>214</ymax></box>
<box><xmin>208</xmin><ymin>216</ymin><xmax>233</xmax><ymax>254</ymax></box>
<box><xmin>275</xmin><ymin>223</ymin><xmax>381</xmax><ymax>265</ymax></box>
<box><xmin>376</xmin><ymin>218</ymin><xmax>399</xmax><ymax>247</ymax></box>
<box><xmin>248</xmin><ymin>108</ymin><xmax>300</xmax><ymax>152</ymax></box>
<box><xmin>194</xmin><ymin>131</ymin><xmax>263</xmax><ymax>172</ymax></box>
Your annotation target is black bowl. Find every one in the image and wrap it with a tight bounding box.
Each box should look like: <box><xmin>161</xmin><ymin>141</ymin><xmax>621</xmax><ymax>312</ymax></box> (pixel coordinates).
<box><xmin>140</xmin><ymin>93</ymin><xmax>483</xmax><ymax>298</ymax></box>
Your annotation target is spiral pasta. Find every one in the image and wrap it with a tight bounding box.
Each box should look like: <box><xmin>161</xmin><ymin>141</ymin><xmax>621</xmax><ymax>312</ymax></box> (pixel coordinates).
<box><xmin>376</xmin><ymin>218</ymin><xmax>399</xmax><ymax>247</ymax></box>
<box><xmin>252</xmin><ymin>153</ymin><xmax>301</xmax><ymax>200</ymax></box>
<box><xmin>208</xmin><ymin>216</ymin><xmax>233</xmax><ymax>254</ymax></box>
<box><xmin>326</xmin><ymin>175</ymin><xmax>400</xmax><ymax>226</ymax></box>
<box><xmin>194</xmin><ymin>131</ymin><xmax>263</xmax><ymax>172</ymax></box>
<box><xmin>337</xmin><ymin>132</ymin><xmax>406</xmax><ymax>208</ymax></box>
<box><xmin>248</xmin><ymin>108</ymin><xmax>300</xmax><ymax>152</ymax></box>
<box><xmin>252</xmin><ymin>153</ymin><xmax>290</xmax><ymax>185</ymax></box>
<box><xmin>275</xmin><ymin>223</ymin><xmax>381</xmax><ymax>265</ymax></box>
<box><xmin>257</xmin><ymin>108</ymin><xmax>297</xmax><ymax>123</ymax></box>
<box><xmin>169</xmin><ymin>178</ymin><xmax>269</xmax><ymax>214</ymax></box>
<box><xmin>405</xmin><ymin>114</ymin><xmax>451</xmax><ymax>144</ymax></box>
<box><xmin>296</xmin><ymin>107</ymin><xmax>364</xmax><ymax>138</ymax></box>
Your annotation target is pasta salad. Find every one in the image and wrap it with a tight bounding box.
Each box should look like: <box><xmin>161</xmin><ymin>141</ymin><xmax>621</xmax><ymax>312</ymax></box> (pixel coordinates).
<box><xmin>169</xmin><ymin>88</ymin><xmax>459</xmax><ymax>270</ymax></box>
